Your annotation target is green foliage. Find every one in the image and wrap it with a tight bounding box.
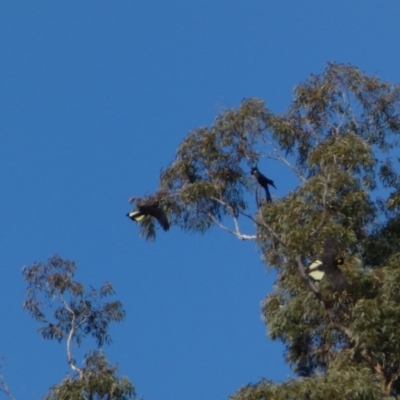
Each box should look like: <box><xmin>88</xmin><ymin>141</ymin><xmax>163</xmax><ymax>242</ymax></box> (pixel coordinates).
<box><xmin>22</xmin><ymin>255</ymin><xmax>134</xmax><ymax>399</ymax></box>
<box><xmin>230</xmin><ymin>367</ymin><xmax>383</xmax><ymax>400</ymax></box>
<box><xmin>45</xmin><ymin>351</ymin><xmax>135</xmax><ymax>400</ymax></box>
<box><xmin>133</xmin><ymin>63</ymin><xmax>400</xmax><ymax>398</ymax></box>
<box><xmin>22</xmin><ymin>255</ymin><xmax>125</xmax><ymax>347</ymax></box>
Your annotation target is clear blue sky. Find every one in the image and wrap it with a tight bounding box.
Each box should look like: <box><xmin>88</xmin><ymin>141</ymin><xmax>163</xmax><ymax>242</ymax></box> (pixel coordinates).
<box><xmin>1</xmin><ymin>2</ymin><xmax>400</xmax><ymax>400</ymax></box>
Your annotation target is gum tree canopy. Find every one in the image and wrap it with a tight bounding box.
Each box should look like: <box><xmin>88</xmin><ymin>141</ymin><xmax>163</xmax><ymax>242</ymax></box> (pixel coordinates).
<box><xmin>22</xmin><ymin>256</ymin><xmax>135</xmax><ymax>400</ymax></box>
<box><xmin>131</xmin><ymin>63</ymin><xmax>400</xmax><ymax>399</ymax></box>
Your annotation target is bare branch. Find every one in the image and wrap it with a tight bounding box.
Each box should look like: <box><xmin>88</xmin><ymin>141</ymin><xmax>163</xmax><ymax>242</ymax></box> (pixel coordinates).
<box><xmin>206</xmin><ymin>212</ymin><xmax>255</xmax><ymax>240</ymax></box>
<box><xmin>209</xmin><ymin>196</ymin><xmax>256</xmax><ymax>240</ymax></box>
<box><xmin>231</xmin><ymin>213</ymin><xmax>256</xmax><ymax>240</ymax></box>
<box><xmin>240</xmin><ymin>210</ymin><xmax>285</xmax><ymax>246</ymax></box>
<box><xmin>58</xmin><ymin>295</ymin><xmax>83</xmax><ymax>378</ymax></box>
<box><xmin>66</xmin><ymin>313</ymin><xmax>83</xmax><ymax>379</ymax></box>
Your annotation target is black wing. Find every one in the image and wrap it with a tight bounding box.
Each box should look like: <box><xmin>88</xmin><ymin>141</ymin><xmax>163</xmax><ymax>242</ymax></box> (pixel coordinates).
<box><xmin>325</xmin><ymin>268</ymin><xmax>347</xmax><ymax>291</ymax></box>
<box><xmin>127</xmin><ymin>210</ymin><xmax>144</xmax><ymax>221</ymax></box>
<box><xmin>322</xmin><ymin>238</ymin><xmax>340</xmax><ymax>259</ymax></box>
<box><xmin>253</xmin><ymin>169</ymin><xmax>276</xmax><ymax>189</ymax></box>
<box><xmin>259</xmin><ymin>174</ymin><xmax>276</xmax><ymax>189</ymax></box>
<box><xmin>320</xmin><ymin>238</ymin><xmax>347</xmax><ymax>291</ymax></box>
<box><xmin>139</xmin><ymin>204</ymin><xmax>170</xmax><ymax>231</ymax></box>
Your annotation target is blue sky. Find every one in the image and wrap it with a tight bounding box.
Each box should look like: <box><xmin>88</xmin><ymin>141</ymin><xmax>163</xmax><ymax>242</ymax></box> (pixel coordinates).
<box><xmin>1</xmin><ymin>2</ymin><xmax>400</xmax><ymax>400</ymax></box>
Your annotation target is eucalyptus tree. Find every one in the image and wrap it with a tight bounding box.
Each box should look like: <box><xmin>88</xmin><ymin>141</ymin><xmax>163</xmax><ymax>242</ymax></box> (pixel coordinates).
<box><xmin>131</xmin><ymin>63</ymin><xmax>400</xmax><ymax>399</ymax></box>
<box><xmin>22</xmin><ymin>255</ymin><xmax>135</xmax><ymax>400</ymax></box>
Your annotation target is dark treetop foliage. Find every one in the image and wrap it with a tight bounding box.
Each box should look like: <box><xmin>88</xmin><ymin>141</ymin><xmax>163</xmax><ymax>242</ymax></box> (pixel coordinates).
<box><xmin>130</xmin><ymin>63</ymin><xmax>400</xmax><ymax>399</ymax></box>
<box><xmin>22</xmin><ymin>255</ymin><xmax>135</xmax><ymax>400</ymax></box>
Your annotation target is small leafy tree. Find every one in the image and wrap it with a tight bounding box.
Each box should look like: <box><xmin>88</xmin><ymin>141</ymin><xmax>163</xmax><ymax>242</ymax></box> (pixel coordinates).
<box><xmin>131</xmin><ymin>63</ymin><xmax>400</xmax><ymax>398</ymax></box>
<box><xmin>22</xmin><ymin>255</ymin><xmax>135</xmax><ymax>400</ymax></box>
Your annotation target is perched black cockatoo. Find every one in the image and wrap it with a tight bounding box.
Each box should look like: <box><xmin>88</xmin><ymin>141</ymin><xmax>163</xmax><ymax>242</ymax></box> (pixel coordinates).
<box><xmin>307</xmin><ymin>238</ymin><xmax>347</xmax><ymax>291</ymax></box>
<box><xmin>127</xmin><ymin>201</ymin><xmax>170</xmax><ymax>231</ymax></box>
<box><xmin>250</xmin><ymin>167</ymin><xmax>276</xmax><ymax>202</ymax></box>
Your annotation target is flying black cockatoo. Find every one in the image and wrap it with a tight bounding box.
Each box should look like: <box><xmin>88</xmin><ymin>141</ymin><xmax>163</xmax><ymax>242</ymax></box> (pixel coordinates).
<box><xmin>127</xmin><ymin>201</ymin><xmax>170</xmax><ymax>231</ymax></box>
<box><xmin>251</xmin><ymin>167</ymin><xmax>276</xmax><ymax>202</ymax></box>
<box><xmin>307</xmin><ymin>238</ymin><xmax>347</xmax><ymax>291</ymax></box>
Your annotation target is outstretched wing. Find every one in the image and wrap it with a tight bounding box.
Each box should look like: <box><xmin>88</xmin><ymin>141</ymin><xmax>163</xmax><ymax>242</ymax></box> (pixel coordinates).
<box><xmin>127</xmin><ymin>211</ymin><xmax>144</xmax><ymax>221</ymax></box>
<box><xmin>150</xmin><ymin>207</ymin><xmax>170</xmax><ymax>231</ymax></box>
<box><xmin>142</xmin><ymin>204</ymin><xmax>170</xmax><ymax>231</ymax></box>
<box><xmin>264</xmin><ymin>176</ymin><xmax>276</xmax><ymax>189</ymax></box>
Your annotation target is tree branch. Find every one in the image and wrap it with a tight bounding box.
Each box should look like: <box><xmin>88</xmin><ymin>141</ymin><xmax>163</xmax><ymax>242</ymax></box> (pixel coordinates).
<box><xmin>387</xmin><ymin>365</ymin><xmax>400</xmax><ymax>396</ymax></box>
<box><xmin>360</xmin><ymin>349</ymin><xmax>389</xmax><ymax>395</ymax></box>
<box><xmin>294</xmin><ymin>255</ymin><xmax>320</xmax><ymax>295</ymax></box>
<box><xmin>309</xmin><ymin>172</ymin><xmax>330</xmax><ymax>238</ymax></box>
<box><xmin>240</xmin><ymin>210</ymin><xmax>284</xmax><ymax>246</ymax></box>
<box><xmin>66</xmin><ymin>314</ymin><xmax>83</xmax><ymax>379</ymax></box>
<box><xmin>326</xmin><ymin>309</ymin><xmax>354</xmax><ymax>339</ymax></box>
<box><xmin>206</xmin><ymin>212</ymin><xmax>255</xmax><ymax>240</ymax></box>
<box><xmin>60</xmin><ymin>296</ymin><xmax>83</xmax><ymax>379</ymax></box>
<box><xmin>209</xmin><ymin>196</ymin><xmax>256</xmax><ymax>240</ymax></box>
<box><xmin>0</xmin><ymin>369</ymin><xmax>16</xmax><ymax>400</ymax></box>
<box><xmin>271</xmin><ymin>149</ymin><xmax>307</xmax><ymax>183</ymax></box>
<box><xmin>259</xmin><ymin>137</ymin><xmax>306</xmax><ymax>183</ymax></box>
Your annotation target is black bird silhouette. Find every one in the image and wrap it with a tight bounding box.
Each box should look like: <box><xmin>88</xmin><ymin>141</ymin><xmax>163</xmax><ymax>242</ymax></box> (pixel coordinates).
<box><xmin>251</xmin><ymin>167</ymin><xmax>276</xmax><ymax>202</ymax></box>
<box><xmin>308</xmin><ymin>238</ymin><xmax>347</xmax><ymax>291</ymax></box>
<box><xmin>127</xmin><ymin>201</ymin><xmax>170</xmax><ymax>231</ymax></box>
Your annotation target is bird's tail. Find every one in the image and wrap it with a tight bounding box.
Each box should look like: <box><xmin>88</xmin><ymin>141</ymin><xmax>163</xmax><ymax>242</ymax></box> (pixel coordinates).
<box><xmin>265</xmin><ymin>187</ymin><xmax>272</xmax><ymax>203</ymax></box>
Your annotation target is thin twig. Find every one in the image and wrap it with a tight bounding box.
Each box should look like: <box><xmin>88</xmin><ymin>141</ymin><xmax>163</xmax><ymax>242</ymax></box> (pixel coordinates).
<box><xmin>209</xmin><ymin>196</ymin><xmax>256</xmax><ymax>240</ymax></box>
<box><xmin>240</xmin><ymin>210</ymin><xmax>284</xmax><ymax>246</ymax></box>
<box><xmin>0</xmin><ymin>370</ymin><xmax>16</xmax><ymax>400</ymax></box>
<box><xmin>209</xmin><ymin>196</ymin><xmax>228</xmax><ymax>208</ymax></box>
<box><xmin>206</xmin><ymin>213</ymin><xmax>255</xmax><ymax>240</ymax></box>
<box><xmin>309</xmin><ymin>172</ymin><xmax>330</xmax><ymax>238</ymax></box>
<box><xmin>259</xmin><ymin>137</ymin><xmax>306</xmax><ymax>183</ymax></box>
<box><xmin>271</xmin><ymin>148</ymin><xmax>307</xmax><ymax>183</ymax></box>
